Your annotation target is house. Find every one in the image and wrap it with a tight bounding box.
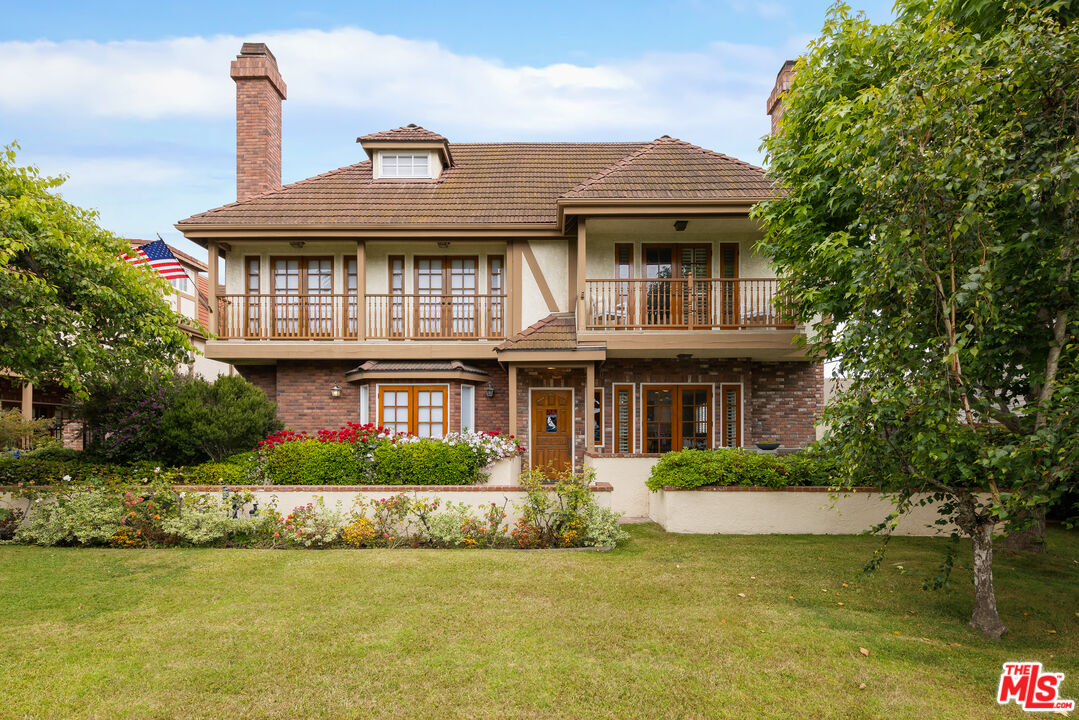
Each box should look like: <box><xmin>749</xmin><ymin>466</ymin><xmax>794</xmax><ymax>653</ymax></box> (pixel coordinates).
<box><xmin>127</xmin><ymin>239</ymin><xmax>234</xmax><ymax>380</ymax></box>
<box><xmin>175</xmin><ymin>44</ymin><xmax>820</xmax><ymax>475</ymax></box>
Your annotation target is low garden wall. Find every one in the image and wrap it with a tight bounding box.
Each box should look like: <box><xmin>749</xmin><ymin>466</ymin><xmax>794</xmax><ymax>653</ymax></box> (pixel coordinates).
<box><xmin>648</xmin><ymin>487</ymin><xmax>988</xmax><ymax>536</ymax></box>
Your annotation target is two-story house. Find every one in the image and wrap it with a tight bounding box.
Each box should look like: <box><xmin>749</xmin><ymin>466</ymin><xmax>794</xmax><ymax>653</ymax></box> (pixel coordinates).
<box><xmin>175</xmin><ymin>44</ymin><xmax>820</xmax><ymax>474</ymax></box>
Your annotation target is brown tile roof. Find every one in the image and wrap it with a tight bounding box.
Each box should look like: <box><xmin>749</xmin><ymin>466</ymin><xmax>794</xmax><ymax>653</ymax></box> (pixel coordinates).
<box><xmin>497</xmin><ymin>313</ymin><xmax>578</xmax><ymax>351</ymax></box>
<box><xmin>349</xmin><ymin>360</ymin><xmax>489</xmax><ymax>374</ymax></box>
<box><xmin>561</xmin><ymin>136</ymin><xmax>774</xmax><ymax>200</ymax></box>
<box><xmin>178</xmin><ymin>137</ymin><xmax>775</xmax><ymax>228</ymax></box>
<box><xmin>357</xmin><ymin>124</ymin><xmax>448</xmax><ymax>143</ymax></box>
<box><xmin>179</xmin><ymin>142</ymin><xmax>645</xmax><ymax>227</ymax></box>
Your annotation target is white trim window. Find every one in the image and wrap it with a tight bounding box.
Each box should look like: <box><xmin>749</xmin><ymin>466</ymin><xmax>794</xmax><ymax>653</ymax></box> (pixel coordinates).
<box><xmin>379</xmin><ymin>153</ymin><xmax>431</xmax><ymax>179</ymax></box>
<box><xmin>460</xmin><ymin>384</ymin><xmax>475</xmax><ymax>431</ymax></box>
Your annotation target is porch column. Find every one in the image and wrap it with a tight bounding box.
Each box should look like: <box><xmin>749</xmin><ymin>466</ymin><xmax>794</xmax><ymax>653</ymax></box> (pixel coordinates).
<box><xmin>356</xmin><ymin>240</ymin><xmax>366</xmax><ymax>340</ymax></box>
<box><xmin>585</xmin><ymin>362</ymin><xmax>594</xmax><ymax>452</ymax></box>
<box><xmin>576</xmin><ymin>219</ymin><xmax>587</xmax><ymax>330</ymax></box>
<box><xmin>508</xmin><ymin>364</ymin><xmax>518</xmax><ymax>437</ymax></box>
<box><xmin>21</xmin><ymin>381</ymin><xmax>32</xmax><ymax>421</ymax></box>
<box><xmin>206</xmin><ymin>240</ymin><xmax>218</xmax><ymax>335</ymax></box>
<box><xmin>567</xmin><ymin>236</ymin><xmax>577</xmax><ymax>311</ymax></box>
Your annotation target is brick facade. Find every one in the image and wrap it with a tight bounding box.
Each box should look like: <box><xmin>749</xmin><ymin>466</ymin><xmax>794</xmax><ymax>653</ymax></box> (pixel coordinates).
<box><xmin>241</xmin><ymin>358</ymin><xmax>822</xmax><ymax>461</ymax></box>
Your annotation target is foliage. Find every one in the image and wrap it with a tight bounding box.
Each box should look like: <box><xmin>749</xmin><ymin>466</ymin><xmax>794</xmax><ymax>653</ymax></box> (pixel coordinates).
<box><xmin>754</xmin><ymin>0</ymin><xmax>1079</xmax><ymax>637</ymax></box>
<box><xmin>263</xmin><ymin>439</ymin><xmax>360</xmax><ymax>485</ymax></box>
<box><xmin>159</xmin><ymin>375</ymin><xmax>281</xmax><ymax>464</ymax></box>
<box><xmin>0</xmin><ymin>506</ymin><xmax>24</xmax><ymax>540</ymax></box>
<box><xmin>0</xmin><ymin>408</ymin><xmax>57</xmax><ymax>452</ymax></box>
<box><xmin>0</xmin><ymin>144</ymin><xmax>192</xmax><ymax>397</ymax></box>
<box><xmin>280</xmin><ymin>498</ymin><xmax>345</xmax><ymax>548</ymax></box>
<box><xmin>645</xmin><ymin>448</ymin><xmax>837</xmax><ymax>491</ymax></box>
<box><xmin>340</xmin><ymin>515</ymin><xmax>378</xmax><ymax>548</ymax></box>
<box><xmin>15</xmin><ymin>488</ymin><xmax>124</xmax><ymax>546</ymax></box>
<box><xmin>74</xmin><ymin>372</ymin><xmax>184</xmax><ymax>463</ymax></box>
<box><xmin>160</xmin><ymin>494</ymin><xmax>255</xmax><ymax>547</ymax></box>
<box><xmin>513</xmin><ymin>468</ymin><xmax>628</xmax><ymax>548</ymax></box>
<box><xmin>372</xmin><ymin>439</ymin><xmax>486</xmax><ymax>486</ymax></box>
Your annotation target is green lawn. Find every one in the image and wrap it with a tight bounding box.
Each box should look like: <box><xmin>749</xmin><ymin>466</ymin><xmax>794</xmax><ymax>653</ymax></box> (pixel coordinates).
<box><xmin>0</xmin><ymin>525</ymin><xmax>1076</xmax><ymax>720</ymax></box>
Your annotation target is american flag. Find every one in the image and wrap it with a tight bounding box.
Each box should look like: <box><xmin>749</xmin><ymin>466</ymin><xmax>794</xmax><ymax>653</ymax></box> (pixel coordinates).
<box><xmin>121</xmin><ymin>239</ymin><xmax>189</xmax><ymax>280</ymax></box>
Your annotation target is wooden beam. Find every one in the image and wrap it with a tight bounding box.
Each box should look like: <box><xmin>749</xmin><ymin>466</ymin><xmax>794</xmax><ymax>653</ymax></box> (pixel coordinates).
<box><xmin>585</xmin><ymin>362</ymin><xmax>594</xmax><ymax>452</ymax></box>
<box><xmin>206</xmin><ymin>240</ymin><xmax>219</xmax><ymax>335</ymax></box>
<box><xmin>356</xmin><ymin>240</ymin><xmax>366</xmax><ymax>340</ymax></box>
<box><xmin>567</xmin><ymin>237</ymin><xmax>577</xmax><ymax>313</ymax></box>
<box><xmin>21</xmin><ymin>382</ymin><xmax>32</xmax><ymax>422</ymax></box>
<box><xmin>576</xmin><ymin>219</ymin><xmax>587</xmax><ymax>330</ymax></box>
<box><xmin>508</xmin><ymin>364</ymin><xmax>518</xmax><ymax>437</ymax></box>
<box><xmin>521</xmin><ymin>241</ymin><xmax>558</xmax><ymax>313</ymax></box>
<box><xmin>509</xmin><ymin>240</ymin><xmax>523</xmax><ymax>336</ymax></box>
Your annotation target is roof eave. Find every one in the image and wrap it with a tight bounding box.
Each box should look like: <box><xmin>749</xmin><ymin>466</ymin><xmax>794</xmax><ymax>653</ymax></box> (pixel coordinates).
<box><xmin>556</xmin><ymin>197</ymin><xmax>773</xmax><ymax>233</ymax></box>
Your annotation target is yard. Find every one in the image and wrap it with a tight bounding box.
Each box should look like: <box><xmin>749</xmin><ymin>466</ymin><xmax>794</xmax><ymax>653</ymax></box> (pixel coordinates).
<box><xmin>1</xmin><ymin>524</ymin><xmax>1076</xmax><ymax>720</ymax></box>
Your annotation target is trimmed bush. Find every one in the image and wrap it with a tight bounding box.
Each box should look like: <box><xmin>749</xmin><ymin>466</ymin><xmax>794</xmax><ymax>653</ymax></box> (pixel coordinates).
<box><xmin>0</xmin><ymin>457</ymin><xmax>131</xmax><ymax>485</ymax></box>
<box><xmin>372</xmin><ymin>440</ymin><xmax>483</xmax><ymax>486</ymax></box>
<box><xmin>646</xmin><ymin>448</ymin><xmax>837</xmax><ymax>491</ymax></box>
<box><xmin>263</xmin><ymin>440</ymin><xmax>360</xmax><ymax>485</ymax></box>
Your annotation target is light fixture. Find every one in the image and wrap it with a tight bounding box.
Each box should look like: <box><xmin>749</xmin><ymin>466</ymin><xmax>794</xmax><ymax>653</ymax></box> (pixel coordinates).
<box><xmin>289</xmin><ymin>240</ymin><xmax>306</xmax><ymax>249</ymax></box>
<box><xmin>330</xmin><ymin>384</ymin><xmax>342</xmax><ymax>399</ymax></box>
<box><xmin>437</xmin><ymin>241</ymin><xmax>451</xmax><ymax>249</ymax></box>
<box><xmin>676</xmin><ymin>353</ymin><xmax>692</xmax><ymax>360</ymax></box>
<box><xmin>485</xmin><ymin>383</ymin><xmax>495</xmax><ymax>398</ymax></box>
<box><xmin>674</xmin><ymin>220</ymin><xmax>688</xmax><ymax>231</ymax></box>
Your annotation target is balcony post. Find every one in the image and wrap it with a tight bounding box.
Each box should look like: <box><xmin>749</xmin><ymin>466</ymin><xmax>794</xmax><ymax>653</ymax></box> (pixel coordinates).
<box><xmin>576</xmin><ymin>219</ymin><xmax>586</xmax><ymax>330</ymax></box>
<box><xmin>21</xmin><ymin>381</ymin><xmax>32</xmax><ymax>422</ymax></box>
<box><xmin>206</xmin><ymin>240</ymin><xmax>218</xmax><ymax>335</ymax></box>
<box><xmin>356</xmin><ymin>240</ymin><xmax>366</xmax><ymax>340</ymax></box>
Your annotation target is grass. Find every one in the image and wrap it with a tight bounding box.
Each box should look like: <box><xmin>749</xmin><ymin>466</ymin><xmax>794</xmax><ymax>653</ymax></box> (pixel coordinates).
<box><xmin>0</xmin><ymin>525</ymin><xmax>1076</xmax><ymax>720</ymax></box>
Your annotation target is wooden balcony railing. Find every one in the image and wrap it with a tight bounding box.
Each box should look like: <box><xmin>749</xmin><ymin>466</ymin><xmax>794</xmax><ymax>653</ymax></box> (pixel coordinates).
<box><xmin>584</xmin><ymin>278</ymin><xmax>794</xmax><ymax>330</ymax></box>
<box><xmin>215</xmin><ymin>293</ymin><xmax>506</xmax><ymax>340</ymax></box>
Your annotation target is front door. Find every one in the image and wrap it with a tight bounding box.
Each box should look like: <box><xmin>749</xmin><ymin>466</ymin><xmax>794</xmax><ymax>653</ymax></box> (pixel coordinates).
<box><xmin>531</xmin><ymin>389</ymin><xmax>573</xmax><ymax>474</ymax></box>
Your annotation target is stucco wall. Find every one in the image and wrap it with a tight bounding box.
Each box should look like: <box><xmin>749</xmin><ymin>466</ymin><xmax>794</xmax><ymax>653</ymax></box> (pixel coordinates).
<box><xmin>650</xmin><ymin>488</ymin><xmax>989</xmax><ymax>536</ymax></box>
<box><xmin>584</xmin><ymin>455</ymin><xmax>657</xmax><ymax>517</ymax></box>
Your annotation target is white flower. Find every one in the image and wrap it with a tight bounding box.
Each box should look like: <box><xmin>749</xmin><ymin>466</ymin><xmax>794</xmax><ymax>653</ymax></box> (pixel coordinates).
<box><xmin>62</xmin><ymin>474</ymin><xmax>72</xmax><ymax>482</ymax></box>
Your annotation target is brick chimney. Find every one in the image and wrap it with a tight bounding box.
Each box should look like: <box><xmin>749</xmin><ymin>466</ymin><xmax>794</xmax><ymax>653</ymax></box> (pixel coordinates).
<box><xmin>230</xmin><ymin>43</ymin><xmax>287</xmax><ymax>201</ymax></box>
<box><xmin>766</xmin><ymin>60</ymin><xmax>796</xmax><ymax>134</ymax></box>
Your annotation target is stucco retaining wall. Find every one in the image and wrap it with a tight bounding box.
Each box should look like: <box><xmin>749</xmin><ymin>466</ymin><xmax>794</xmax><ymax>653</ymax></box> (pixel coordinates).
<box><xmin>584</xmin><ymin>455</ymin><xmax>657</xmax><ymax>517</ymax></box>
<box><xmin>650</xmin><ymin>487</ymin><xmax>987</xmax><ymax>536</ymax></box>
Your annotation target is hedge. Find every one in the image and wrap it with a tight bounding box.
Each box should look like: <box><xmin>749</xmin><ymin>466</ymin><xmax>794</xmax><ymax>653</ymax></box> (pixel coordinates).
<box><xmin>372</xmin><ymin>440</ymin><xmax>484</xmax><ymax>485</ymax></box>
<box><xmin>262</xmin><ymin>440</ymin><xmax>361</xmax><ymax>485</ymax></box>
<box><xmin>645</xmin><ymin>448</ymin><xmax>839</xmax><ymax>491</ymax></box>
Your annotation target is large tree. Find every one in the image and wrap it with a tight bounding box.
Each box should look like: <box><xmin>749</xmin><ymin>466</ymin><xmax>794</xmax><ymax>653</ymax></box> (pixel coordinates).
<box><xmin>0</xmin><ymin>144</ymin><xmax>192</xmax><ymax>397</ymax></box>
<box><xmin>756</xmin><ymin>1</ymin><xmax>1078</xmax><ymax>638</ymax></box>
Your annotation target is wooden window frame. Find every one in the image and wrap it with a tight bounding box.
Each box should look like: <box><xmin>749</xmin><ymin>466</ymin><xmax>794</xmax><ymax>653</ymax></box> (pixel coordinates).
<box><xmin>268</xmin><ymin>256</ymin><xmax>335</xmax><ymax>295</ymax></box>
<box><xmin>488</xmin><ymin>255</ymin><xmax>505</xmax><ymax>339</ymax></box>
<box><xmin>641</xmin><ymin>384</ymin><xmax>714</xmax><ymax>454</ymax></box>
<box><xmin>377</xmin><ymin>384</ymin><xmax>450</xmax><ymax>438</ymax></box>
<box><xmin>719</xmin><ymin>383</ymin><xmax>743</xmax><ymax>449</ymax></box>
<box><xmin>613</xmin><ymin>383</ymin><xmax>635</xmax><ymax>454</ymax></box>
<box><xmin>268</xmin><ymin>255</ymin><xmax>335</xmax><ymax>338</ymax></box>
<box><xmin>243</xmin><ymin>255</ymin><xmax>261</xmax><ymax>338</ymax></box>
<box><xmin>641</xmin><ymin>244</ymin><xmax>713</xmax><ymax>279</ymax></box>
<box><xmin>593</xmin><ymin>387</ymin><xmax>604</xmax><ymax>448</ymax></box>
<box><xmin>614</xmin><ymin>244</ymin><xmax>634</xmax><ymax>326</ymax></box>
<box><xmin>388</xmin><ymin>255</ymin><xmax>405</xmax><ymax>338</ymax></box>
<box><xmin>412</xmin><ymin>255</ymin><xmax>481</xmax><ymax>338</ymax></box>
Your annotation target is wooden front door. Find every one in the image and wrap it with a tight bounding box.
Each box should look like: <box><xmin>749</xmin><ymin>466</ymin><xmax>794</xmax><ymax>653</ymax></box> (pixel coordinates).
<box><xmin>531</xmin><ymin>389</ymin><xmax>573</xmax><ymax>474</ymax></box>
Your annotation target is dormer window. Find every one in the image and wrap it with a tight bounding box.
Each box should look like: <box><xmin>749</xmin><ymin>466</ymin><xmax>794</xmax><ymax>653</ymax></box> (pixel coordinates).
<box><xmin>380</xmin><ymin>153</ymin><xmax>430</xmax><ymax>179</ymax></box>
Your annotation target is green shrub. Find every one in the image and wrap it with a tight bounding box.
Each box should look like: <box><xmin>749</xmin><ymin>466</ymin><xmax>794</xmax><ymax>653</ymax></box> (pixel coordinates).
<box><xmin>159</xmin><ymin>375</ymin><xmax>282</xmax><ymax>464</ymax></box>
<box><xmin>176</xmin><ymin>462</ymin><xmax>251</xmax><ymax>485</ymax></box>
<box><xmin>646</xmin><ymin>448</ymin><xmax>838</xmax><ymax>491</ymax></box>
<box><xmin>161</xmin><ymin>495</ymin><xmax>255</xmax><ymax>546</ymax></box>
<box><xmin>372</xmin><ymin>440</ymin><xmax>483</xmax><ymax>485</ymax></box>
<box><xmin>0</xmin><ymin>457</ymin><xmax>132</xmax><ymax>486</ymax></box>
<box><xmin>264</xmin><ymin>440</ymin><xmax>360</xmax><ymax>485</ymax></box>
<box><xmin>15</xmin><ymin>489</ymin><xmax>124</xmax><ymax>546</ymax></box>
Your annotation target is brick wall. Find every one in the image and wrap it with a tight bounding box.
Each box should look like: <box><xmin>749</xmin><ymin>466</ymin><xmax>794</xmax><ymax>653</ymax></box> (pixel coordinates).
<box><xmin>238</xmin><ymin>365</ymin><xmax>277</xmax><ymax>405</ymax></box>
<box><xmin>748</xmin><ymin>361</ymin><xmax>823</xmax><ymax>448</ymax></box>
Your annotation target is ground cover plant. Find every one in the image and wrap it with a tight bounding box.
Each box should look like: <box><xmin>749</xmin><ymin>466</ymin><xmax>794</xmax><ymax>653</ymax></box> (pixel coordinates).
<box><xmin>0</xmin><ymin>524</ymin><xmax>1074</xmax><ymax>719</ymax></box>
<box><xmin>1</xmin><ymin>467</ymin><xmax>621</xmax><ymax>550</ymax></box>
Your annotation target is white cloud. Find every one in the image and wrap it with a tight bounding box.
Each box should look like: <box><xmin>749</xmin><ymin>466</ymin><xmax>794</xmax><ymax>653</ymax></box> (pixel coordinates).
<box><xmin>0</xmin><ymin>27</ymin><xmax>786</xmax><ymax>143</ymax></box>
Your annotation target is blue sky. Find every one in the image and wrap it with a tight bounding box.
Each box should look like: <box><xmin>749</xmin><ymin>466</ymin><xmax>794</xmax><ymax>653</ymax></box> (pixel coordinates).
<box><xmin>0</xmin><ymin>0</ymin><xmax>895</xmax><ymax>258</ymax></box>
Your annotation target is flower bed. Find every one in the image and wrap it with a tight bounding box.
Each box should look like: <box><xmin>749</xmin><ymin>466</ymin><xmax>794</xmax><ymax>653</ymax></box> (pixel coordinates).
<box><xmin>0</xmin><ymin>469</ymin><xmax>626</xmax><ymax>550</ymax></box>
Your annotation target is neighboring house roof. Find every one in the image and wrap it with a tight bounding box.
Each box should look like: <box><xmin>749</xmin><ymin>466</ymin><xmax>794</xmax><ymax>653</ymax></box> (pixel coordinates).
<box><xmin>356</xmin><ymin>124</ymin><xmax>448</xmax><ymax>143</ymax></box>
<box><xmin>497</xmin><ymin>313</ymin><xmax>579</xmax><ymax>351</ymax></box>
<box><xmin>177</xmin><ymin>136</ymin><xmax>774</xmax><ymax>229</ymax></box>
<box><xmin>561</xmin><ymin>136</ymin><xmax>773</xmax><ymax>200</ymax></box>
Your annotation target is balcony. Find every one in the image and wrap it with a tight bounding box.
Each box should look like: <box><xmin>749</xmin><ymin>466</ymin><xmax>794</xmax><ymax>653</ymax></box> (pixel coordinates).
<box><xmin>216</xmin><ymin>293</ymin><xmax>506</xmax><ymax>340</ymax></box>
<box><xmin>584</xmin><ymin>278</ymin><xmax>793</xmax><ymax>330</ymax></box>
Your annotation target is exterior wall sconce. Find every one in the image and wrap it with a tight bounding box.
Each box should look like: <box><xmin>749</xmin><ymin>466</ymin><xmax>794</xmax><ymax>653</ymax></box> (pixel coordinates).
<box><xmin>330</xmin><ymin>384</ymin><xmax>343</xmax><ymax>398</ymax></box>
<box><xmin>437</xmin><ymin>241</ymin><xmax>451</xmax><ymax>249</ymax></box>
<box><xmin>485</xmin><ymin>383</ymin><xmax>495</xmax><ymax>398</ymax></box>
<box><xmin>673</xmin><ymin>220</ymin><xmax>688</xmax><ymax>231</ymax></box>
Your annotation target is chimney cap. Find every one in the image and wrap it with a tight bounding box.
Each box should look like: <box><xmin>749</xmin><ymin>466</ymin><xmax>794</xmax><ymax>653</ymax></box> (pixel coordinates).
<box><xmin>239</xmin><ymin>42</ymin><xmax>276</xmax><ymax>62</ymax></box>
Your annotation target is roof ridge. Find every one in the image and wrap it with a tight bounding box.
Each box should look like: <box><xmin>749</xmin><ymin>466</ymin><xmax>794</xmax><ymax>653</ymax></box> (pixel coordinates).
<box><xmin>562</xmin><ymin>139</ymin><xmax>664</xmax><ymax>197</ymax></box>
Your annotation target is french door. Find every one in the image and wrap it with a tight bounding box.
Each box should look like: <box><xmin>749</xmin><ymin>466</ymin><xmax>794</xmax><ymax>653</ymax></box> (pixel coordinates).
<box><xmin>414</xmin><ymin>256</ymin><xmax>479</xmax><ymax>338</ymax></box>
<box><xmin>642</xmin><ymin>245</ymin><xmax>711</xmax><ymax>327</ymax></box>
<box><xmin>643</xmin><ymin>385</ymin><xmax>712</xmax><ymax>453</ymax></box>
<box><xmin>271</xmin><ymin>257</ymin><xmax>333</xmax><ymax>338</ymax></box>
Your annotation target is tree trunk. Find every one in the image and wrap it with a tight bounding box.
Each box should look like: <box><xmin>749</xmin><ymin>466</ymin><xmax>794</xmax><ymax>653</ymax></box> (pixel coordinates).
<box><xmin>1002</xmin><ymin>510</ymin><xmax>1047</xmax><ymax>553</ymax></box>
<box><xmin>969</xmin><ymin>521</ymin><xmax>1007</xmax><ymax>639</ymax></box>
